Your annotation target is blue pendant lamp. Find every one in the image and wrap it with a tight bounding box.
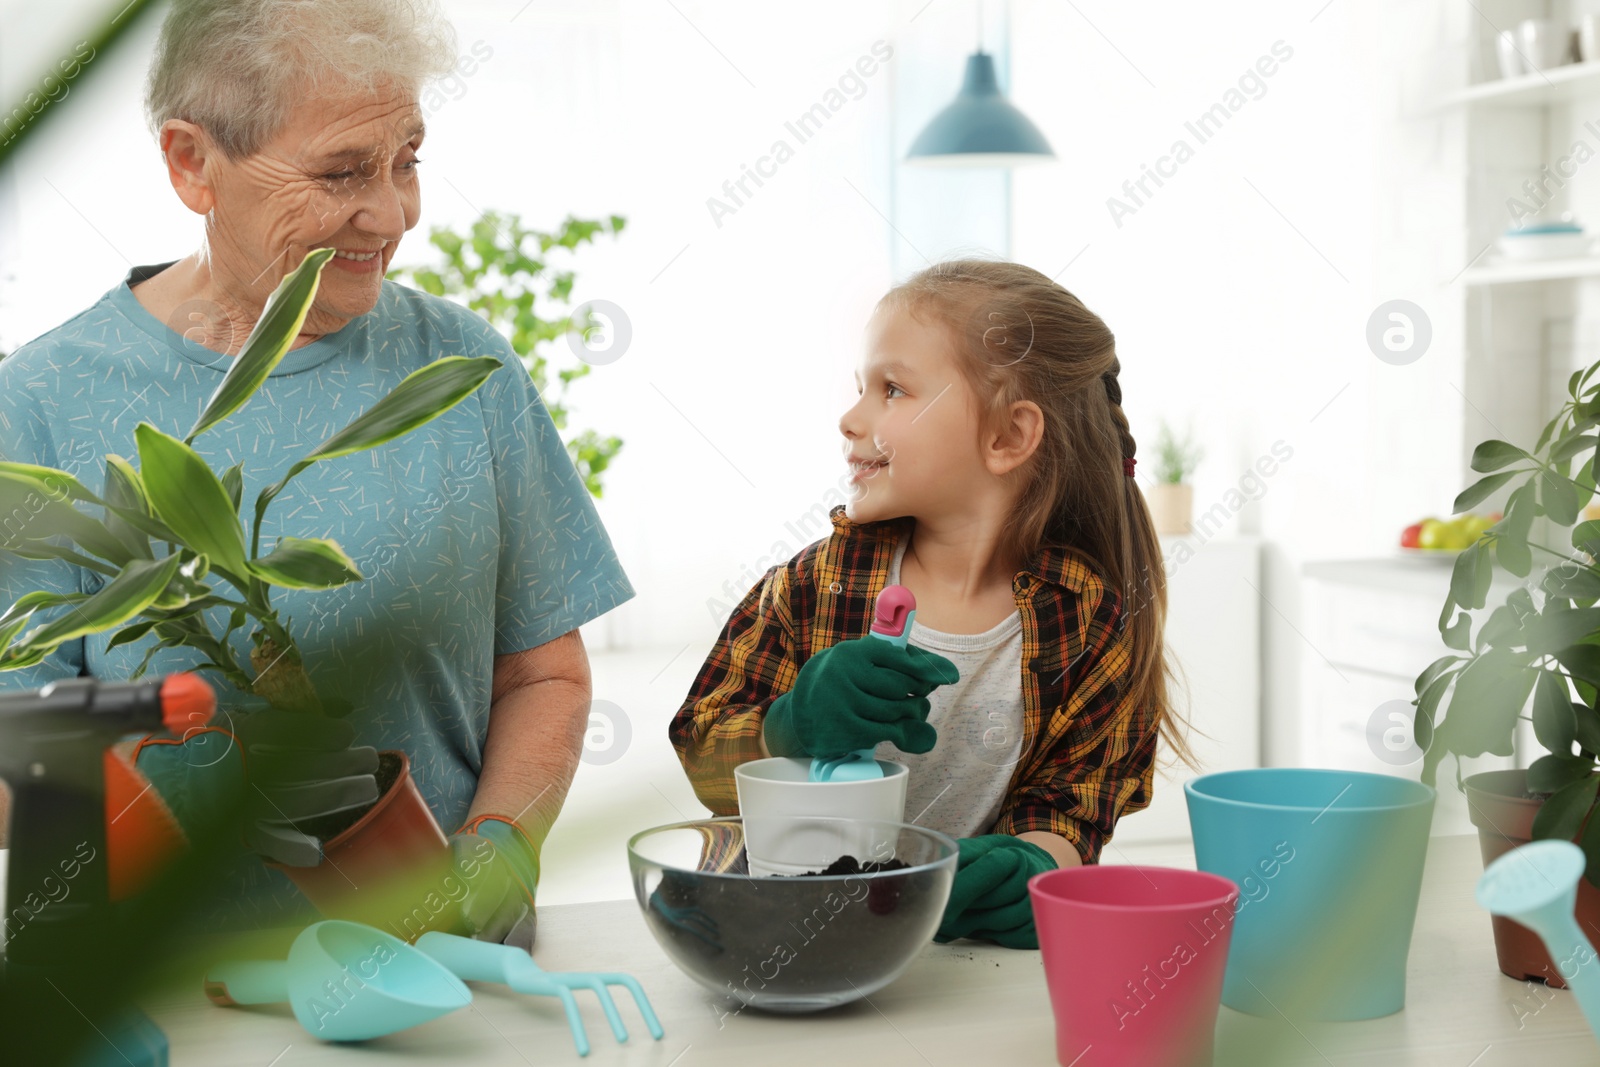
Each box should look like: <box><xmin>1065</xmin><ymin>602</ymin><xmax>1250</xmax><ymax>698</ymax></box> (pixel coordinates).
<box><xmin>905</xmin><ymin>50</ymin><xmax>1054</xmax><ymax>167</ymax></box>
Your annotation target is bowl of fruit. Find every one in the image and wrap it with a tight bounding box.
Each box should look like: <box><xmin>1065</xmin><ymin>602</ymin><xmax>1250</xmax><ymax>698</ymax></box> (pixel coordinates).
<box><xmin>1398</xmin><ymin>512</ymin><xmax>1500</xmax><ymax>556</ymax></box>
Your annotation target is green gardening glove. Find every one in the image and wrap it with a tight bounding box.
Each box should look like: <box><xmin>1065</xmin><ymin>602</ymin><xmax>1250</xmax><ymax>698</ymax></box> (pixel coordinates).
<box><xmin>449</xmin><ymin>815</ymin><xmax>542</xmax><ymax>953</ymax></box>
<box><xmin>763</xmin><ymin>635</ymin><xmax>959</xmax><ymax>759</ymax></box>
<box><xmin>935</xmin><ymin>834</ymin><xmax>1058</xmax><ymax>949</ymax></box>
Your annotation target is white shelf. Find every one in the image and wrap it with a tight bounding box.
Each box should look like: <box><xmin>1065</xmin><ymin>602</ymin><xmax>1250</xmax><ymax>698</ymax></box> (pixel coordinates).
<box><xmin>1459</xmin><ymin>255</ymin><xmax>1600</xmax><ymax>285</ymax></box>
<box><xmin>1442</xmin><ymin>60</ymin><xmax>1600</xmax><ymax>107</ymax></box>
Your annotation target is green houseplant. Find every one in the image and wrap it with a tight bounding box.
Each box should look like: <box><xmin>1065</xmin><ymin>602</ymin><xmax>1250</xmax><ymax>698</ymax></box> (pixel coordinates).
<box><xmin>387</xmin><ymin>210</ymin><xmax>625</xmax><ymax>497</ymax></box>
<box><xmin>1413</xmin><ymin>359</ymin><xmax>1600</xmax><ymax>985</ymax></box>
<box><xmin>1146</xmin><ymin>418</ymin><xmax>1204</xmax><ymax>536</ymax></box>
<box><xmin>0</xmin><ymin>246</ymin><xmax>501</xmax><ymax>930</ymax></box>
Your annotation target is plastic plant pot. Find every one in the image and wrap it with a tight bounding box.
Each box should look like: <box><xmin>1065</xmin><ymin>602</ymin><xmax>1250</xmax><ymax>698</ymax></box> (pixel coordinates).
<box><xmin>1465</xmin><ymin>768</ymin><xmax>1600</xmax><ymax>987</ymax></box>
<box><xmin>1030</xmin><ymin>865</ymin><xmax>1239</xmax><ymax>1067</ymax></box>
<box><xmin>268</xmin><ymin>751</ymin><xmax>458</xmax><ymax>941</ymax></box>
<box><xmin>734</xmin><ymin>757</ymin><xmax>909</xmax><ymax>876</ymax></box>
<box><xmin>1184</xmin><ymin>767</ymin><xmax>1434</xmax><ymax>1021</ymax></box>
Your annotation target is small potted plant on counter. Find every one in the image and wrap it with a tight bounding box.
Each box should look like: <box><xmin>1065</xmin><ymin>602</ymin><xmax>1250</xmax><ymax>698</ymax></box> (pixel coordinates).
<box><xmin>1144</xmin><ymin>418</ymin><xmax>1203</xmax><ymax>535</ymax></box>
<box><xmin>1413</xmin><ymin>360</ymin><xmax>1600</xmax><ymax>986</ymax></box>
<box><xmin>0</xmin><ymin>247</ymin><xmax>501</xmax><ymax>935</ymax></box>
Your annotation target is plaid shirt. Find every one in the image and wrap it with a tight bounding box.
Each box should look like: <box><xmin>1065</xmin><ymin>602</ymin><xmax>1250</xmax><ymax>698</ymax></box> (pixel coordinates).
<box><xmin>669</xmin><ymin>505</ymin><xmax>1158</xmax><ymax>864</ymax></box>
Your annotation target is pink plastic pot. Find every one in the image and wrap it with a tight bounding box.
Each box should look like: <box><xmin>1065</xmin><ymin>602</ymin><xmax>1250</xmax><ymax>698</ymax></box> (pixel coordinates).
<box><xmin>1029</xmin><ymin>865</ymin><xmax>1240</xmax><ymax>1067</ymax></box>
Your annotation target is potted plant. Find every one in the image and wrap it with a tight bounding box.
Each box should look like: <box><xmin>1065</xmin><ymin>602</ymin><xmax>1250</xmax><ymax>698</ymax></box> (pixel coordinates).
<box><xmin>388</xmin><ymin>210</ymin><xmax>626</xmax><ymax>497</ymax></box>
<box><xmin>0</xmin><ymin>247</ymin><xmax>501</xmax><ymax>936</ymax></box>
<box><xmin>1145</xmin><ymin>418</ymin><xmax>1203</xmax><ymax>535</ymax></box>
<box><xmin>1414</xmin><ymin>359</ymin><xmax>1600</xmax><ymax>986</ymax></box>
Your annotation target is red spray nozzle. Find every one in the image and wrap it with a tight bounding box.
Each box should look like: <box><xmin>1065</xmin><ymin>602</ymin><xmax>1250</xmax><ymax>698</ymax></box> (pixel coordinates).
<box><xmin>872</xmin><ymin>585</ymin><xmax>916</xmax><ymax>639</ymax></box>
<box><xmin>159</xmin><ymin>672</ymin><xmax>215</xmax><ymax>735</ymax></box>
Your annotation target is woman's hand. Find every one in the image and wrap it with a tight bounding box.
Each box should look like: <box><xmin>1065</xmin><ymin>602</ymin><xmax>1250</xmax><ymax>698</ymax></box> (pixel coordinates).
<box><xmin>762</xmin><ymin>636</ymin><xmax>959</xmax><ymax>759</ymax></box>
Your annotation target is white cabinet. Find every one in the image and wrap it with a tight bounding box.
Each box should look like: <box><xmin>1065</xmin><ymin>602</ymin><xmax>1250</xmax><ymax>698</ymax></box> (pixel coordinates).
<box><xmin>1111</xmin><ymin>535</ymin><xmax>1262</xmax><ymax>845</ymax></box>
<box><xmin>1299</xmin><ymin>558</ymin><xmax>1522</xmax><ymax>836</ymax></box>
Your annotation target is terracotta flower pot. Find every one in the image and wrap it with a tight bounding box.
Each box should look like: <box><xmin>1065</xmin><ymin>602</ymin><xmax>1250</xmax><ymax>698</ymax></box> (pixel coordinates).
<box><xmin>268</xmin><ymin>750</ymin><xmax>462</xmax><ymax>943</ymax></box>
<box><xmin>1146</xmin><ymin>483</ymin><xmax>1194</xmax><ymax>536</ymax></box>
<box><xmin>1465</xmin><ymin>768</ymin><xmax>1600</xmax><ymax>987</ymax></box>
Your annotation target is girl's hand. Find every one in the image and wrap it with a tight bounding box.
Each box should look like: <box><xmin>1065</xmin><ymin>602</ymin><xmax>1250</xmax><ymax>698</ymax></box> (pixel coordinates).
<box><xmin>762</xmin><ymin>635</ymin><xmax>959</xmax><ymax>759</ymax></box>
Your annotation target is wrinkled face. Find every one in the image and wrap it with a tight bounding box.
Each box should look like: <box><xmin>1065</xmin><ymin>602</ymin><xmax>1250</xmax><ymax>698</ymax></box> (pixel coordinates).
<box><xmin>207</xmin><ymin>77</ymin><xmax>425</xmax><ymax>326</ymax></box>
<box><xmin>840</xmin><ymin>303</ymin><xmax>989</xmax><ymax>524</ymax></box>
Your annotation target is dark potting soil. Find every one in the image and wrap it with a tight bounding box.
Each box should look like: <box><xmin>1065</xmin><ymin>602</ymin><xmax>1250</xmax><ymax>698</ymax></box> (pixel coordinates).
<box><xmin>291</xmin><ymin>750</ymin><xmax>402</xmax><ymax>843</ymax></box>
<box><xmin>777</xmin><ymin>854</ymin><xmax>911</xmax><ymax>877</ymax></box>
<box><xmin>643</xmin><ymin>853</ymin><xmax>943</xmax><ymax>1002</ymax></box>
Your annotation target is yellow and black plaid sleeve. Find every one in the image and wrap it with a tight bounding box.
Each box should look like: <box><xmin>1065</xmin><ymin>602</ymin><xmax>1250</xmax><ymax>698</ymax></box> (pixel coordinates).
<box><xmin>668</xmin><ymin>564</ymin><xmax>801</xmax><ymax>814</ymax></box>
<box><xmin>995</xmin><ymin>574</ymin><xmax>1158</xmax><ymax>864</ymax></box>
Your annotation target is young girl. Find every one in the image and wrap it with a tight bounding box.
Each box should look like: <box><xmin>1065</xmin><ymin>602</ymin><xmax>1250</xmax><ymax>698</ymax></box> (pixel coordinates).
<box><xmin>669</xmin><ymin>259</ymin><xmax>1189</xmax><ymax>948</ymax></box>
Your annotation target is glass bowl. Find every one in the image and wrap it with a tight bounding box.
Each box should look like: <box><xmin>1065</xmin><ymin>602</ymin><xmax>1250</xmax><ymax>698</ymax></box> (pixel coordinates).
<box><xmin>627</xmin><ymin>816</ymin><xmax>957</xmax><ymax>1013</ymax></box>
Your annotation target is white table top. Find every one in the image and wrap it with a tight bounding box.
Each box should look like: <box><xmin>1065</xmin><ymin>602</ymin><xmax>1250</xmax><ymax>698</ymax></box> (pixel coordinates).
<box><xmin>137</xmin><ymin>834</ymin><xmax>1599</xmax><ymax>1066</ymax></box>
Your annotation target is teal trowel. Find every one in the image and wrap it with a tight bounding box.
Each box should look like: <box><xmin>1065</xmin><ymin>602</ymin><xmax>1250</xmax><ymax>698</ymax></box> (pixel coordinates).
<box><xmin>809</xmin><ymin>584</ymin><xmax>918</xmax><ymax>783</ymax></box>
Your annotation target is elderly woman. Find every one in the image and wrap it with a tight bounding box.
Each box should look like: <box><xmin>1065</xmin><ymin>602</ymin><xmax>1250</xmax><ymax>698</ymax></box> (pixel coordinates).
<box><xmin>0</xmin><ymin>0</ymin><xmax>630</xmax><ymax>948</ymax></box>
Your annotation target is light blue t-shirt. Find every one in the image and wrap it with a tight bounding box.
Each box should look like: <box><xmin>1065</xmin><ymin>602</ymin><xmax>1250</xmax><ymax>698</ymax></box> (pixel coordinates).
<box><xmin>0</xmin><ymin>261</ymin><xmax>634</xmax><ymax>924</ymax></box>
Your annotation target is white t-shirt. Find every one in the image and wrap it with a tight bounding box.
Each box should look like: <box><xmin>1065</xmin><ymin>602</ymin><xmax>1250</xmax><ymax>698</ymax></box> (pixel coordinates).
<box><xmin>873</xmin><ymin>537</ymin><xmax>1026</xmax><ymax>839</ymax></box>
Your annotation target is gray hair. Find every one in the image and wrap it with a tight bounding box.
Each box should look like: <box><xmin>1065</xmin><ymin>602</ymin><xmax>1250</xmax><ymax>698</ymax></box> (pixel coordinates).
<box><xmin>143</xmin><ymin>0</ymin><xmax>459</xmax><ymax>161</ymax></box>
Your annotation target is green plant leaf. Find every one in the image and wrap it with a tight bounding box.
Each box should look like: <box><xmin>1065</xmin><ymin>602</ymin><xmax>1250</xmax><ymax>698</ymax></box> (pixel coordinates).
<box><xmin>1471</xmin><ymin>440</ymin><xmax>1531</xmax><ymax>472</ymax></box>
<box><xmin>1449</xmin><ymin>541</ymin><xmax>1493</xmax><ymax>611</ymax></box>
<box><xmin>1543</xmin><ymin>469</ymin><xmax>1582</xmax><ymax>527</ymax></box>
<box><xmin>1546</xmin><ymin>563</ymin><xmax>1600</xmax><ymax>602</ymax></box>
<box><xmin>106</xmin><ymin>618</ymin><xmax>159</xmax><ymax>651</ymax></box>
<box><xmin>1454</xmin><ymin>470</ymin><xmax>1518</xmax><ymax>512</ymax></box>
<box><xmin>1576</xmin><ymin>520</ymin><xmax>1600</xmax><ymax>559</ymax></box>
<box><xmin>1414</xmin><ymin>669</ymin><xmax>1454</xmax><ymax>760</ymax></box>
<box><xmin>0</xmin><ymin>472</ymin><xmax>133</xmax><ymax>566</ymax></box>
<box><xmin>221</xmin><ymin>463</ymin><xmax>244</xmax><ymax>515</ymax></box>
<box><xmin>3</xmin><ymin>554</ymin><xmax>183</xmax><ymax>662</ymax></box>
<box><xmin>135</xmin><ymin>423</ymin><xmax>248</xmax><ymax>578</ymax></box>
<box><xmin>293</xmin><ymin>356</ymin><xmax>501</xmax><ymax>468</ymax></box>
<box><xmin>1534</xmin><ymin>669</ymin><xmax>1578</xmax><ymax>753</ymax></box>
<box><xmin>186</xmin><ymin>247</ymin><xmax>336</xmax><ymax>442</ymax></box>
<box><xmin>0</xmin><ymin>461</ymin><xmax>106</xmax><ymax>506</ymax></box>
<box><xmin>1577</xmin><ymin>701</ymin><xmax>1600</xmax><ymax>752</ymax></box>
<box><xmin>1555</xmin><ymin>434</ymin><xmax>1600</xmax><ymax>464</ymax></box>
<box><xmin>1533</xmin><ymin>775</ymin><xmax>1599</xmax><ymax>840</ymax></box>
<box><xmin>0</xmin><ymin>590</ymin><xmax>90</xmax><ymax>659</ymax></box>
<box><xmin>1415</xmin><ymin>654</ymin><xmax>1461</xmax><ymax>698</ymax></box>
<box><xmin>1441</xmin><ymin>609</ymin><xmax>1472</xmax><ymax>651</ymax></box>
<box><xmin>1527</xmin><ymin>607</ymin><xmax>1600</xmax><ymax>656</ymax></box>
<box><xmin>1434</xmin><ymin>649</ymin><xmax>1537</xmax><ymax>759</ymax></box>
<box><xmin>255</xmin><ymin>356</ymin><xmax>502</xmax><ymax>524</ymax></box>
<box><xmin>1481</xmin><ymin>601</ymin><xmax>1533</xmax><ymax>648</ymax></box>
<box><xmin>250</xmin><ymin>537</ymin><xmax>363</xmax><ymax>590</ymax></box>
<box><xmin>1559</xmin><ymin>644</ymin><xmax>1600</xmax><ymax>689</ymax></box>
<box><xmin>3</xmin><ymin>539</ymin><xmax>120</xmax><ymax>577</ymax></box>
<box><xmin>1528</xmin><ymin>753</ymin><xmax>1595</xmax><ymax>793</ymax></box>
<box><xmin>101</xmin><ymin>454</ymin><xmax>153</xmax><ymax>560</ymax></box>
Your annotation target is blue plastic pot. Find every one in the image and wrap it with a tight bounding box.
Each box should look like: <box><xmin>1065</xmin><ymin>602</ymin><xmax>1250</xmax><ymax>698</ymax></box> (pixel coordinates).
<box><xmin>1184</xmin><ymin>768</ymin><xmax>1434</xmax><ymax>1022</ymax></box>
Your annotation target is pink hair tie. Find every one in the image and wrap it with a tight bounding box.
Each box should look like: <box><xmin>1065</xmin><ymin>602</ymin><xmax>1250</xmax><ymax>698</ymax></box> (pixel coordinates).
<box><xmin>1123</xmin><ymin>457</ymin><xmax>1136</xmax><ymax>477</ymax></box>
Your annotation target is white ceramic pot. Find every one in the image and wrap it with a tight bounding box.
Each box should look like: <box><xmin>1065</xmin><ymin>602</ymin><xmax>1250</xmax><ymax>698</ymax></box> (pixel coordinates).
<box><xmin>1146</xmin><ymin>482</ymin><xmax>1194</xmax><ymax>536</ymax></box>
<box><xmin>1518</xmin><ymin>18</ymin><xmax>1569</xmax><ymax>72</ymax></box>
<box><xmin>734</xmin><ymin>757</ymin><xmax>909</xmax><ymax>876</ymax></box>
<box><xmin>1581</xmin><ymin>15</ymin><xmax>1600</xmax><ymax>63</ymax></box>
<box><xmin>1497</xmin><ymin>29</ymin><xmax>1525</xmax><ymax>78</ymax></box>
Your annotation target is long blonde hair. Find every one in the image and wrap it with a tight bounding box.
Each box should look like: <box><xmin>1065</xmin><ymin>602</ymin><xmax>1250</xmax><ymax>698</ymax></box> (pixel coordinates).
<box><xmin>880</xmin><ymin>259</ymin><xmax>1194</xmax><ymax>768</ymax></box>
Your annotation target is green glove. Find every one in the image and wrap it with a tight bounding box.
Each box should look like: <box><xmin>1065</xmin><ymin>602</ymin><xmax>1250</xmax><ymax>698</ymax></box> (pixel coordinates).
<box><xmin>763</xmin><ymin>635</ymin><xmax>959</xmax><ymax>759</ymax></box>
<box><xmin>132</xmin><ymin>699</ymin><xmax>379</xmax><ymax>867</ymax></box>
<box><xmin>935</xmin><ymin>834</ymin><xmax>1058</xmax><ymax>949</ymax></box>
<box><xmin>450</xmin><ymin>816</ymin><xmax>541</xmax><ymax>953</ymax></box>
<box><xmin>231</xmin><ymin>704</ymin><xmax>381</xmax><ymax>867</ymax></box>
